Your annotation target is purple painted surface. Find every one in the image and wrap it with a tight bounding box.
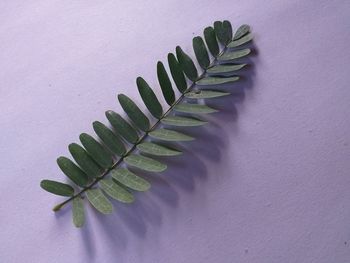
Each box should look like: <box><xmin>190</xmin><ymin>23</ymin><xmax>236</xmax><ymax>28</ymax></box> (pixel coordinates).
<box><xmin>1</xmin><ymin>0</ymin><xmax>349</xmax><ymax>262</ymax></box>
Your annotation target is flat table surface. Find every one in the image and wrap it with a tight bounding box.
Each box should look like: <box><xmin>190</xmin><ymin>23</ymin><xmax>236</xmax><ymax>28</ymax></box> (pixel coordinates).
<box><xmin>1</xmin><ymin>1</ymin><xmax>350</xmax><ymax>262</ymax></box>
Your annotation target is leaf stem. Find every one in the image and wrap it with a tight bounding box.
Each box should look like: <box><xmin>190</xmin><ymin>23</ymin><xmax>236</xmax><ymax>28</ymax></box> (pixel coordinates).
<box><xmin>53</xmin><ymin>46</ymin><xmax>228</xmax><ymax>211</ymax></box>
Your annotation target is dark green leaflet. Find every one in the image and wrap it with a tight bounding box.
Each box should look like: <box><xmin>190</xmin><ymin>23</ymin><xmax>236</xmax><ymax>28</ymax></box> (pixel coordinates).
<box><xmin>222</xmin><ymin>20</ymin><xmax>233</xmax><ymax>42</ymax></box>
<box><xmin>207</xmin><ymin>64</ymin><xmax>246</xmax><ymax>75</ymax></box>
<box><xmin>124</xmin><ymin>154</ymin><xmax>167</xmax><ymax>172</ymax></box>
<box><xmin>57</xmin><ymin>156</ymin><xmax>88</xmax><ymax>187</ymax></box>
<box><xmin>40</xmin><ymin>180</ymin><xmax>74</xmax><ymax>196</ymax></box>
<box><xmin>227</xmin><ymin>33</ymin><xmax>253</xmax><ymax>48</ymax></box>
<box><xmin>99</xmin><ymin>178</ymin><xmax>134</xmax><ymax>203</ymax></box>
<box><xmin>161</xmin><ymin>116</ymin><xmax>208</xmax><ymax>127</ymax></box>
<box><xmin>86</xmin><ymin>188</ymin><xmax>113</xmax><ymax>214</ymax></box>
<box><xmin>118</xmin><ymin>94</ymin><xmax>150</xmax><ymax>132</ymax></box>
<box><xmin>217</xmin><ymin>48</ymin><xmax>251</xmax><ymax>62</ymax></box>
<box><xmin>111</xmin><ymin>168</ymin><xmax>150</xmax><ymax>191</ymax></box>
<box><xmin>79</xmin><ymin>133</ymin><xmax>113</xmax><ymax>169</ymax></box>
<box><xmin>93</xmin><ymin>121</ymin><xmax>126</xmax><ymax>156</ymax></box>
<box><xmin>193</xmin><ymin>36</ymin><xmax>210</xmax><ymax>69</ymax></box>
<box><xmin>72</xmin><ymin>197</ymin><xmax>85</xmax><ymax>228</ymax></box>
<box><xmin>149</xmin><ymin>128</ymin><xmax>194</xmax><ymax>141</ymax></box>
<box><xmin>174</xmin><ymin>103</ymin><xmax>218</xmax><ymax>114</ymax></box>
<box><xmin>68</xmin><ymin>143</ymin><xmax>102</xmax><ymax>178</ymax></box>
<box><xmin>176</xmin><ymin>46</ymin><xmax>198</xmax><ymax>81</ymax></box>
<box><xmin>137</xmin><ymin>142</ymin><xmax>182</xmax><ymax>156</ymax></box>
<box><xmin>157</xmin><ymin>61</ymin><xmax>175</xmax><ymax>105</ymax></box>
<box><xmin>214</xmin><ymin>21</ymin><xmax>227</xmax><ymax>45</ymax></box>
<box><xmin>167</xmin><ymin>53</ymin><xmax>187</xmax><ymax>93</ymax></box>
<box><xmin>204</xmin><ymin>26</ymin><xmax>219</xmax><ymax>57</ymax></box>
<box><xmin>136</xmin><ymin>77</ymin><xmax>163</xmax><ymax>118</ymax></box>
<box><xmin>105</xmin><ymin>110</ymin><xmax>138</xmax><ymax>144</ymax></box>
<box><xmin>185</xmin><ymin>90</ymin><xmax>230</xmax><ymax>99</ymax></box>
<box><xmin>196</xmin><ymin>76</ymin><xmax>239</xmax><ymax>86</ymax></box>
<box><xmin>233</xmin><ymin>24</ymin><xmax>250</xmax><ymax>40</ymax></box>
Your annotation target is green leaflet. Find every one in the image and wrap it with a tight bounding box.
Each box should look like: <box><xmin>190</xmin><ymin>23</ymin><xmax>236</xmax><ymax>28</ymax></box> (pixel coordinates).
<box><xmin>176</xmin><ymin>46</ymin><xmax>198</xmax><ymax>81</ymax></box>
<box><xmin>86</xmin><ymin>188</ymin><xmax>113</xmax><ymax>214</ymax></box>
<box><xmin>57</xmin><ymin>156</ymin><xmax>88</xmax><ymax>187</ymax></box>
<box><xmin>204</xmin><ymin>26</ymin><xmax>219</xmax><ymax>57</ymax></box>
<box><xmin>105</xmin><ymin>110</ymin><xmax>138</xmax><ymax>144</ymax></box>
<box><xmin>196</xmin><ymin>76</ymin><xmax>239</xmax><ymax>86</ymax></box>
<box><xmin>214</xmin><ymin>21</ymin><xmax>229</xmax><ymax>45</ymax></box>
<box><xmin>168</xmin><ymin>53</ymin><xmax>187</xmax><ymax>93</ymax></box>
<box><xmin>111</xmin><ymin>168</ymin><xmax>150</xmax><ymax>191</ymax></box>
<box><xmin>124</xmin><ymin>154</ymin><xmax>167</xmax><ymax>172</ymax></box>
<box><xmin>207</xmin><ymin>64</ymin><xmax>246</xmax><ymax>75</ymax></box>
<box><xmin>99</xmin><ymin>178</ymin><xmax>134</xmax><ymax>203</ymax></box>
<box><xmin>93</xmin><ymin>121</ymin><xmax>126</xmax><ymax>156</ymax></box>
<box><xmin>228</xmin><ymin>33</ymin><xmax>253</xmax><ymax>48</ymax></box>
<box><xmin>72</xmin><ymin>196</ymin><xmax>85</xmax><ymax>228</ymax></box>
<box><xmin>80</xmin><ymin>133</ymin><xmax>113</xmax><ymax>169</ymax></box>
<box><xmin>185</xmin><ymin>90</ymin><xmax>230</xmax><ymax>99</ymax></box>
<box><xmin>137</xmin><ymin>142</ymin><xmax>182</xmax><ymax>156</ymax></box>
<box><xmin>69</xmin><ymin>143</ymin><xmax>102</xmax><ymax>178</ymax></box>
<box><xmin>233</xmin><ymin>24</ymin><xmax>250</xmax><ymax>40</ymax></box>
<box><xmin>118</xmin><ymin>94</ymin><xmax>150</xmax><ymax>132</ymax></box>
<box><xmin>40</xmin><ymin>180</ymin><xmax>74</xmax><ymax>196</ymax></box>
<box><xmin>193</xmin><ymin>36</ymin><xmax>210</xmax><ymax>69</ymax></box>
<box><xmin>222</xmin><ymin>20</ymin><xmax>233</xmax><ymax>42</ymax></box>
<box><xmin>157</xmin><ymin>61</ymin><xmax>175</xmax><ymax>105</ymax></box>
<box><xmin>174</xmin><ymin>103</ymin><xmax>218</xmax><ymax>114</ymax></box>
<box><xmin>217</xmin><ymin>48</ymin><xmax>251</xmax><ymax>62</ymax></box>
<box><xmin>149</xmin><ymin>128</ymin><xmax>194</xmax><ymax>141</ymax></box>
<box><xmin>136</xmin><ymin>77</ymin><xmax>163</xmax><ymax>119</ymax></box>
<box><xmin>161</xmin><ymin>116</ymin><xmax>207</xmax><ymax>127</ymax></box>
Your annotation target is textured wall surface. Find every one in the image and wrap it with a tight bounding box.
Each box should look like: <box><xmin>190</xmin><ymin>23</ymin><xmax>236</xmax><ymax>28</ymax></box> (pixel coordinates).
<box><xmin>1</xmin><ymin>1</ymin><xmax>349</xmax><ymax>262</ymax></box>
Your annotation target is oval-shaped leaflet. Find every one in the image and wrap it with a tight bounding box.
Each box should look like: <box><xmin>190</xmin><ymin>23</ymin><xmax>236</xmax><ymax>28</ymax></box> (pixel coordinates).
<box><xmin>137</xmin><ymin>142</ymin><xmax>182</xmax><ymax>156</ymax></box>
<box><xmin>124</xmin><ymin>154</ymin><xmax>167</xmax><ymax>172</ymax></box>
<box><xmin>174</xmin><ymin>103</ymin><xmax>218</xmax><ymax>114</ymax></box>
<box><xmin>99</xmin><ymin>178</ymin><xmax>134</xmax><ymax>203</ymax></box>
<box><xmin>149</xmin><ymin>128</ymin><xmax>194</xmax><ymax>142</ymax></box>
<box><xmin>233</xmin><ymin>24</ymin><xmax>250</xmax><ymax>40</ymax></box>
<box><xmin>192</xmin><ymin>36</ymin><xmax>210</xmax><ymax>69</ymax></box>
<box><xmin>161</xmin><ymin>116</ymin><xmax>208</xmax><ymax>127</ymax></box>
<box><xmin>79</xmin><ymin>133</ymin><xmax>113</xmax><ymax>169</ymax></box>
<box><xmin>86</xmin><ymin>188</ymin><xmax>113</xmax><ymax>214</ymax></box>
<box><xmin>214</xmin><ymin>21</ymin><xmax>227</xmax><ymax>45</ymax></box>
<box><xmin>72</xmin><ymin>196</ymin><xmax>85</xmax><ymax>228</ymax></box>
<box><xmin>111</xmin><ymin>168</ymin><xmax>150</xmax><ymax>191</ymax></box>
<box><xmin>185</xmin><ymin>90</ymin><xmax>230</xmax><ymax>99</ymax></box>
<box><xmin>228</xmin><ymin>33</ymin><xmax>253</xmax><ymax>48</ymax></box>
<box><xmin>196</xmin><ymin>76</ymin><xmax>239</xmax><ymax>86</ymax></box>
<box><xmin>57</xmin><ymin>156</ymin><xmax>88</xmax><ymax>187</ymax></box>
<box><xmin>157</xmin><ymin>62</ymin><xmax>175</xmax><ymax>105</ymax></box>
<box><xmin>204</xmin><ymin>26</ymin><xmax>219</xmax><ymax>57</ymax></box>
<box><xmin>118</xmin><ymin>94</ymin><xmax>150</xmax><ymax>132</ymax></box>
<box><xmin>136</xmin><ymin>77</ymin><xmax>163</xmax><ymax>118</ymax></box>
<box><xmin>176</xmin><ymin>46</ymin><xmax>198</xmax><ymax>82</ymax></box>
<box><xmin>222</xmin><ymin>20</ymin><xmax>233</xmax><ymax>42</ymax></box>
<box><xmin>105</xmin><ymin>110</ymin><xmax>138</xmax><ymax>144</ymax></box>
<box><xmin>217</xmin><ymin>48</ymin><xmax>251</xmax><ymax>62</ymax></box>
<box><xmin>207</xmin><ymin>64</ymin><xmax>246</xmax><ymax>75</ymax></box>
<box><xmin>93</xmin><ymin>121</ymin><xmax>126</xmax><ymax>156</ymax></box>
<box><xmin>68</xmin><ymin>143</ymin><xmax>102</xmax><ymax>178</ymax></box>
<box><xmin>168</xmin><ymin>53</ymin><xmax>187</xmax><ymax>93</ymax></box>
<box><xmin>40</xmin><ymin>180</ymin><xmax>74</xmax><ymax>197</ymax></box>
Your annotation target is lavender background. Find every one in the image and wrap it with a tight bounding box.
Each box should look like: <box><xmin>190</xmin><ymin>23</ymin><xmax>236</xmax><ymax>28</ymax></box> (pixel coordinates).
<box><xmin>1</xmin><ymin>1</ymin><xmax>350</xmax><ymax>262</ymax></box>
